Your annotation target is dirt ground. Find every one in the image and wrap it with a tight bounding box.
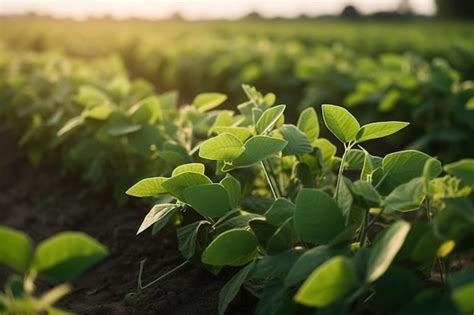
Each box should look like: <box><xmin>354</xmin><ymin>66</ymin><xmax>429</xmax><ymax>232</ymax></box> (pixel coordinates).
<box><xmin>0</xmin><ymin>134</ymin><xmax>256</xmax><ymax>314</ymax></box>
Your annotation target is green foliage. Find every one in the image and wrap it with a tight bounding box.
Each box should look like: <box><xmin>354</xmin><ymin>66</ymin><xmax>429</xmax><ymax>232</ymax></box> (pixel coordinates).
<box><xmin>0</xmin><ymin>226</ymin><xmax>107</xmax><ymax>314</ymax></box>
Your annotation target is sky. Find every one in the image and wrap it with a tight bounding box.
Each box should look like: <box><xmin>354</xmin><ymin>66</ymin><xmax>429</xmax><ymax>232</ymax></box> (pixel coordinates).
<box><xmin>0</xmin><ymin>0</ymin><xmax>436</xmax><ymax>20</ymax></box>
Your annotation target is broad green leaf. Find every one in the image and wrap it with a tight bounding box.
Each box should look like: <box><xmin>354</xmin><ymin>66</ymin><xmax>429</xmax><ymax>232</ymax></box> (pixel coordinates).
<box><xmin>265</xmin><ymin>198</ymin><xmax>295</xmax><ymax>226</ymax></box>
<box><xmin>220</xmin><ymin>174</ymin><xmax>241</xmax><ymax>208</ymax></box>
<box><xmin>444</xmin><ymin>159</ymin><xmax>474</xmax><ymax>185</ymax></box>
<box><xmin>33</xmin><ymin>232</ymin><xmax>108</xmax><ymax>281</ymax></box>
<box><xmin>218</xmin><ymin>261</ymin><xmax>255</xmax><ymax>315</ymax></box>
<box><xmin>201</xmin><ymin>229</ymin><xmax>258</xmax><ymax>266</ymax></box>
<box><xmin>74</xmin><ymin>85</ymin><xmax>109</xmax><ymax>107</ymax></box>
<box><xmin>285</xmin><ymin>246</ymin><xmax>334</xmax><ymax>287</ymax></box>
<box><xmin>199</xmin><ymin>133</ymin><xmax>245</xmax><ymax>161</ymax></box>
<box><xmin>266</xmin><ymin>219</ymin><xmax>296</xmax><ymax>255</ymax></box>
<box><xmin>250</xmin><ymin>248</ymin><xmax>304</xmax><ymax>280</ymax></box>
<box><xmin>158</xmin><ymin>90</ymin><xmax>178</xmax><ymax>111</ymax></box>
<box><xmin>321</xmin><ymin>104</ymin><xmax>360</xmax><ymax>143</ymax></box>
<box><xmin>0</xmin><ymin>226</ymin><xmax>32</xmax><ymax>273</ymax></box>
<box><xmin>249</xmin><ymin>219</ymin><xmax>277</xmax><ymax>249</ymax></box>
<box><xmin>184</xmin><ymin>184</ymin><xmax>231</xmax><ymax>218</ymax></box>
<box><xmin>297</xmin><ymin>107</ymin><xmax>319</xmax><ymax>142</ymax></box>
<box><xmin>213</xmin><ymin>126</ymin><xmax>252</xmax><ymax>142</ymax></box>
<box><xmin>336</xmin><ymin>178</ymin><xmax>353</xmax><ymax>217</ymax></box>
<box><xmin>161</xmin><ymin>172</ymin><xmax>212</xmax><ymax>201</ymax></box>
<box><xmin>107</xmin><ymin>124</ymin><xmax>142</xmax><ymax>136</ymax></box>
<box><xmin>352</xmin><ymin>180</ymin><xmax>381</xmax><ymax>204</ymax></box>
<box><xmin>57</xmin><ymin>116</ymin><xmax>84</xmax><ymax>137</ymax></box>
<box><xmin>172</xmin><ymin>163</ymin><xmax>205</xmax><ymax>177</ymax></box>
<box><xmin>136</xmin><ymin>204</ymin><xmax>178</xmax><ymax>235</ymax></box>
<box><xmin>231</xmin><ymin>136</ymin><xmax>288</xmax><ymax>167</ymax></box>
<box><xmin>126</xmin><ymin>177</ymin><xmax>168</xmax><ymax>197</ymax></box>
<box><xmin>382</xmin><ymin>178</ymin><xmax>425</xmax><ymax>212</ymax></box>
<box><xmin>128</xmin><ymin>96</ymin><xmax>162</xmax><ymax>124</ymax></box>
<box><xmin>366</xmin><ymin>221</ymin><xmax>410</xmax><ymax>283</ymax></box>
<box><xmin>193</xmin><ymin>93</ymin><xmax>227</xmax><ymax>112</ymax></box>
<box><xmin>294</xmin><ymin>189</ymin><xmax>345</xmax><ymax>244</ymax></box>
<box><xmin>361</xmin><ymin>151</ymin><xmax>382</xmax><ymax>182</ymax></box>
<box><xmin>294</xmin><ymin>256</ymin><xmax>358</xmax><ymax>307</ymax></box>
<box><xmin>177</xmin><ymin>221</ymin><xmax>211</xmax><ymax>260</ymax></box>
<box><xmin>313</xmin><ymin>138</ymin><xmax>337</xmax><ymax>165</ymax></box>
<box><xmin>279</xmin><ymin>124</ymin><xmax>313</xmax><ymax>156</ymax></box>
<box><xmin>82</xmin><ymin>104</ymin><xmax>116</xmax><ymax>120</ymax></box>
<box><xmin>255</xmin><ymin>104</ymin><xmax>286</xmax><ymax>134</ymax></box>
<box><xmin>356</xmin><ymin>121</ymin><xmax>409</xmax><ymax>143</ymax></box>
<box><xmin>379</xmin><ymin>150</ymin><xmax>442</xmax><ymax>195</ymax></box>
<box><xmin>344</xmin><ymin>149</ymin><xmax>366</xmax><ymax>170</ymax></box>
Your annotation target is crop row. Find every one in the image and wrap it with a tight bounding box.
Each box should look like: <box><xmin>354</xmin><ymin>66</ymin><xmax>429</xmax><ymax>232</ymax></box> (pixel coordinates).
<box><xmin>0</xmin><ymin>50</ymin><xmax>473</xmax><ymax>314</ymax></box>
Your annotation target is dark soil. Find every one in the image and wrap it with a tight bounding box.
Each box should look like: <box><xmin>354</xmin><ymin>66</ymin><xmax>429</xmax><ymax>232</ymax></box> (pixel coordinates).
<box><xmin>0</xmin><ymin>133</ymin><xmax>257</xmax><ymax>314</ymax></box>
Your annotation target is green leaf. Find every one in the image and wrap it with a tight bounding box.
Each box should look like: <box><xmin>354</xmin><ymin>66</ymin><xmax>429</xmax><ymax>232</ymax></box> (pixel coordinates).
<box><xmin>294</xmin><ymin>189</ymin><xmax>345</xmax><ymax>244</ymax></box>
<box><xmin>199</xmin><ymin>133</ymin><xmax>245</xmax><ymax>161</ymax></box>
<box><xmin>57</xmin><ymin>116</ymin><xmax>84</xmax><ymax>137</ymax></box>
<box><xmin>82</xmin><ymin>104</ymin><xmax>116</xmax><ymax>120</ymax></box>
<box><xmin>352</xmin><ymin>180</ymin><xmax>381</xmax><ymax>204</ymax></box>
<box><xmin>321</xmin><ymin>104</ymin><xmax>360</xmax><ymax>143</ymax></box>
<box><xmin>137</xmin><ymin>204</ymin><xmax>178</xmax><ymax>235</ymax></box>
<box><xmin>382</xmin><ymin>178</ymin><xmax>425</xmax><ymax>212</ymax></box>
<box><xmin>201</xmin><ymin>229</ymin><xmax>258</xmax><ymax>266</ymax></box>
<box><xmin>255</xmin><ymin>104</ymin><xmax>286</xmax><ymax>134</ymax></box>
<box><xmin>297</xmin><ymin>107</ymin><xmax>319</xmax><ymax>142</ymax></box>
<box><xmin>285</xmin><ymin>246</ymin><xmax>334</xmax><ymax>287</ymax></box>
<box><xmin>184</xmin><ymin>184</ymin><xmax>231</xmax><ymax>218</ymax></box>
<box><xmin>107</xmin><ymin>124</ymin><xmax>142</xmax><ymax>136</ymax></box>
<box><xmin>218</xmin><ymin>261</ymin><xmax>255</xmax><ymax>315</ymax></box>
<box><xmin>366</xmin><ymin>221</ymin><xmax>410</xmax><ymax>283</ymax></box>
<box><xmin>213</xmin><ymin>126</ymin><xmax>253</xmax><ymax>142</ymax></box>
<box><xmin>161</xmin><ymin>172</ymin><xmax>212</xmax><ymax>201</ymax></box>
<box><xmin>172</xmin><ymin>163</ymin><xmax>205</xmax><ymax>177</ymax></box>
<box><xmin>177</xmin><ymin>221</ymin><xmax>211</xmax><ymax>260</ymax></box>
<box><xmin>220</xmin><ymin>174</ymin><xmax>241</xmax><ymax>208</ymax></box>
<box><xmin>294</xmin><ymin>256</ymin><xmax>358</xmax><ymax>307</ymax></box>
<box><xmin>356</xmin><ymin>121</ymin><xmax>409</xmax><ymax>143</ymax></box>
<box><xmin>265</xmin><ymin>198</ymin><xmax>295</xmax><ymax>226</ymax></box>
<box><xmin>266</xmin><ymin>219</ymin><xmax>296</xmax><ymax>255</ymax></box>
<box><xmin>231</xmin><ymin>136</ymin><xmax>287</xmax><ymax>167</ymax></box>
<box><xmin>444</xmin><ymin>159</ymin><xmax>474</xmax><ymax>185</ymax></box>
<box><xmin>193</xmin><ymin>93</ymin><xmax>227</xmax><ymax>112</ymax></box>
<box><xmin>33</xmin><ymin>232</ymin><xmax>108</xmax><ymax>281</ymax></box>
<box><xmin>279</xmin><ymin>124</ymin><xmax>313</xmax><ymax>156</ymax></box>
<box><xmin>0</xmin><ymin>226</ymin><xmax>32</xmax><ymax>273</ymax></box>
<box><xmin>379</xmin><ymin>150</ymin><xmax>442</xmax><ymax>195</ymax></box>
<box><xmin>126</xmin><ymin>177</ymin><xmax>168</xmax><ymax>197</ymax></box>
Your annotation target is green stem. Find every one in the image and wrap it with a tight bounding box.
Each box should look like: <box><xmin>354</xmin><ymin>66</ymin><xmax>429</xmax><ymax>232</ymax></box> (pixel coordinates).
<box><xmin>137</xmin><ymin>260</ymin><xmax>188</xmax><ymax>292</ymax></box>
<box><xmin>334</xmin><ymin>142</ymin><xmax>352</xmax><ymax>200</ymax></box>
<box><xmin>266</xmin><ymin>159</ymin><xmax>283</xmax><ymax>197</ymax></box>
<box><xmin>261</xmin><ymin>160</ymin><xmax>281</xmax><ymax>199</ymax></box>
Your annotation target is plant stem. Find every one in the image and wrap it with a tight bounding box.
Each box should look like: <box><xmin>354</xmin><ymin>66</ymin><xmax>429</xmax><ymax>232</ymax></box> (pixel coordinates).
<box><xmin>334</xmin><ymin>142</ymin><xmax>352</xmax><ymax>201</ymax></box>
<box><xmin>261</xmin><ymin>160</ymin><xmax>281</xmax><ymax>199</ymax></box>
<box><xmin>137</xmin><ymin>260</ymin><xmax>188</xmax><ymax>292</ymax></box>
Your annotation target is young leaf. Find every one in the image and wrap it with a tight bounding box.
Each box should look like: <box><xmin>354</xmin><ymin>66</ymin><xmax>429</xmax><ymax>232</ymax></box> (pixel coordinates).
<box><xmin>218</xmin><ymin>261</ymin><xmax>255</xmax><ymax>315</ymax></box>
<box><xmin>279</xmin><ymin>125</ymin><xmax>313</xmax><ymax>156</ymax></box>
<box><xmin>220</xmin><ymin>174</ymin><xmax>241</xmax><ymax>208</ymax></box>
<box><xmin>107</xmin><ymin>124</ymin><xmax>142</xmax><ymax>136</ymax></box>
<box><xmin>382</xmin><ymin>178</ymin><xmax>425</xmax><ymax>212</ymax></box>
<box><xmin>0</xmin><ymin>226</ymin><xmax>32</xmax><ymax>273</ymax></box>
<box><xmin>193</xmin><ymin>93</ymin><xmax>227</xmax><ymax>112</ymax></box>
<box><xmin>213</xmin><ymin>126</ymin><xmax>253</xmax><ymax>142</ymax></box>
<box><xmin>366</xmin><ymin>221</ymin><xmax>410</xmax><ymax>283</ymax></box>
<box><xmin>379</xmin><ymin>150</ymin><xmax>442</xmax><ymax>195</ymax></box>
<box><xmin>321</xmin><ymin>104</ymin><xmax>360</xmax><ymax>143</ymax></box>
<box><xmin>177</xmin><ymin>221</ymin><xmax>211</xmax><ymax>260</ymax></box>
<box><xmin>294</xmin><ymin>189</ymin><xmax>345</xmax><ymax>244</ymax></box>
<box><xmin>161</xmin><ymin>172</ymin><xmax>212</xmax><ymax>201</ymax></box>
<box><xmin>172</xmin><ymin>163</ymin><xmax>205</xmax><ymax>177</ymax></box>
<box><xmin>294</xmin><ymin>256</ymin><xmax>358</xmax><ymax>307</ymax></box>
<box><xmin>232</xmin><ymin>136</ymin><xmax>288</xmax><ymax>167</ymax></box>
<box><xmin>255</xmin><ymin>104</ymin><xmax>286</xmax><ymax>134</ymax></box>
<box><xmin>137</xmin><ymin>204</ymin><xmax>178</xmax><ymax>235</ymax></box>
<box><xmin>199</xmin><ymin>133</ymin><xmax>245</xmax><ymax>161</ymax></box>
<box><xmin>297</xmin><ymin>107</ymin><xmax>319</xmax><ymax>142</ymax></box>
<box><xmin>265</xmin><ymin>198</ymin><xmax>295</xmax><ymax>226</ymax></box>
<box><xmin>201</xmin><ymin>229</ymin><xmax>258</xmax><ymax>266</ymax></box>
<box><xmin>33</xmin><ymin>232</ymin><xmax>108</xmax><ymax>281</ymax></box>
<box><xmin>444</xmin><ymin>159</ymin><xmax>474</xmax><ymax>185</ymax></box>
<box><xmin>126</xmin><ymin>177</ymin><xmax>168</xmax><ymax>197</ymax></box>
<box><xmin>356</xmin><ymin>121</ymin><xmax>409</xmax><ymax>143</ymax></box>
<box><xmin>184</xmin><ymin>184</ymin><xmax>231</xmax><ymax>218</ymax></box>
